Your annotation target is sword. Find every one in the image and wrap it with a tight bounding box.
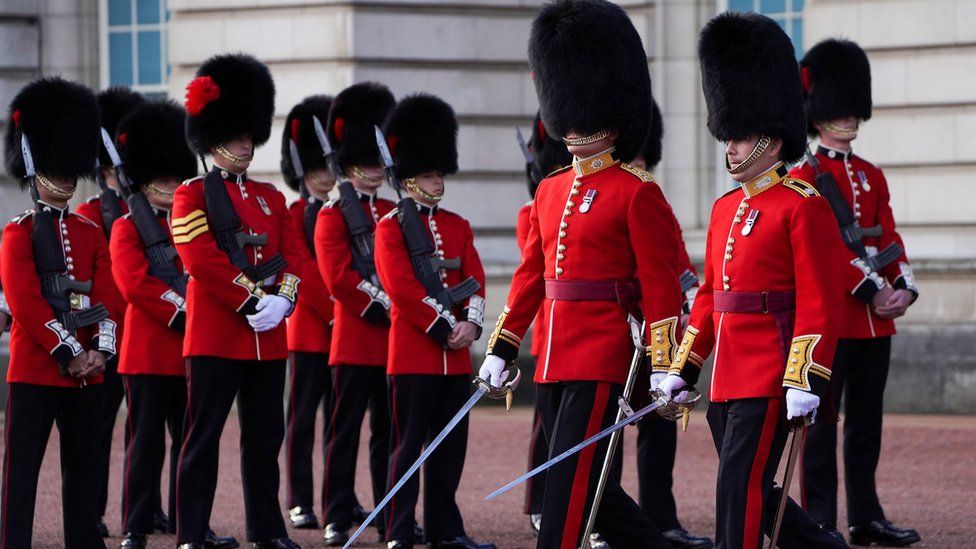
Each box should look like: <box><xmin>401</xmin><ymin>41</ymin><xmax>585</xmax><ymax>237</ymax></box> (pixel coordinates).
<box><xmin>99</xmin><ymin>127</ymin><xmax>135</xmax><ymax>198</ymax></box>
<box><xmin>767</xmin><ymin>415</ymin><xmax>813</xmax><ymax>549</ymax></box>
<box><xmin>312</xmin><ymin>115</ymin><xmax>344</xmax><ymax>184</ymax></box>
<box><xmin>343</xmin><ymin>367</ymin><xmax>520</xmax><ymax>549</ymax></box>
<box><xmin>484</xmin><ymin>388</ymin><xmax>698</xmax><ymax>503</ymax></box>
<box><xmin>288</xmin><ymin>138</ymin><xmax>309</xmax><ymax>199</ymax></box>
<box><xmin>21</xmin><ymin>134</ymin><xmax>40</xmax><ymax>203</ymax></box>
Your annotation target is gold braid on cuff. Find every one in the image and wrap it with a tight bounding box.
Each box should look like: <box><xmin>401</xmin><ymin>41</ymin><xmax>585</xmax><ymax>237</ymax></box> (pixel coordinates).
<box><xmin>404</xmin><ymin>178</ymin><xmax>444</xmax><ymax>202</ymax></box>
<box><xmin>213</xmin><ymin>144</ymin><xmax>252</xmax><ymax>164</ymax></box>
<box><xmin>562</xmin><ymin>129</ymin><xmax>611</xmax><ymax>146</ymax></box>
<box><xmin>726</xmin><ymin>135</ymin><xmax>771</xmax><ymax>175</ymax></box>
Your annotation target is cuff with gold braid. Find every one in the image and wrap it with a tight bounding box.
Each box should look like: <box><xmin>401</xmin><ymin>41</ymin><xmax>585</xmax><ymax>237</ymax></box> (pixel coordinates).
<box><xmin>234</xmin><ymin>272</ymin><xmax>268</xmax><ymax>316</ymax></box>
<box><xmin>645</xmin><ymin>317</ymin><xmax>678</xmax><ymax>373</ymax></box>
<box><xmin>275</xmin><ymin>273</ymin><xmax>301</xmax><ymax>316</ymax></box>
<box><xmin>782</xmin><ymin>334</ymin><xmax>831</xmax><ymax>398</ymax></box>
<box><xmin>669</xmin><ymin>325</ymin><xmax>704</xmax><ymax>385</ymax></box>
<box><xmin>485</xmin><ymin>306</ymin><xmax>521</xmax><ymax>362</ymax></box>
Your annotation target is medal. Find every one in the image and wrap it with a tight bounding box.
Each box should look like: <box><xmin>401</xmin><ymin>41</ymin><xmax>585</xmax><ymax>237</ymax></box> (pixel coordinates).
<box><xmin>579</xmin><ymin>189</ymin><xmax>597</xmax><ymax>213</ymax></box>
<box><xmin>256</xmin><ymin>196</ymin><xmax>273</xmax><ymax>216</ymax></box>
<box><xmin>741</xmin><ymin>209</ymin><xmax>759</xmax><ymax>236</ymax></box>
<box><xmin>858</xmin><ymin>170</ymin><xmax>871</xmax><ymax>192</ymax></box>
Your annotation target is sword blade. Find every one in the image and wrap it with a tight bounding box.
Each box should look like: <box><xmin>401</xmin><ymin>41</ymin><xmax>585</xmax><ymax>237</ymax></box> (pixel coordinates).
<box><xmin>100</xmin><ymin>127</ymin><xmax>123</xmax><ymax>167</ymax></box>
<box><xmin>20</xmin><ymin>134</ymin><xmax>36</xmax><ymax>177</ymax></box>
<box><xmin>516</xmin><ymin>126</ymin><xmax>534</xmax><ymax>164</ymax></box>
<box><xmin>374</xmin><ymin>125</ymin><xmax>394</xmax><ymax>169</ymax></box>
<box><xmin>343</xmin><ymin>386</ymin><xmax>488</xmax><ymax>549</ymax></box>
<box><xmin>768</xmin><ymin>424</ymin><xmax>805</xmax><ymax>549</ymax></box>
<box><xmin>288</xmin><ymin>139</ymin><xmax>304</xmax><ymax>179</ymax></box>
<box><xmin>484</xmin><ymin>395</ymin><xmax>669</xmax><ymax>502</ymax></box>
<box><xmin>312</xmin><ymin>115</ymin><xmax>332</xmax><ymax>156</ymax></box>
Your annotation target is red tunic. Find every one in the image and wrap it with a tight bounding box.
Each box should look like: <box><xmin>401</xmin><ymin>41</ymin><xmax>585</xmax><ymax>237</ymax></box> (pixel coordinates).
<box><xmin>109</xmin><ymin>211</ymin><xmax>186</xmax><ymax>376</ymax></box>
<box><xmin>487</xmin><ymin>150</ymin><xmax>683</xmax><ymax>386</ymax></box>
<box><xmin>375</xmin><ymin>205</ymin><xmax>486</xmax><ymax>376</ymax></box>
<box><xmin>670</xmin><ymin>163</ymin><xmax>843</xmax><ymax>401</ymax></box>
<box><xmin>515</xmin><ymin>201</ymin><xmax>547</xmax><ymax>359</ymax></box>
<box><xmin>1</xmin><ymin>206</ymin><xmax>119</xmax><ymax>387</ymax></box>
<box><xmin>314</xmin><ymin>192</ymin><xmax>395</xmax><ymax>367</ymax></box>
<box><xmin>171</xmin><ymin>170</ymin><xmax>303</xmax><ymax>362</ymax></box>
<box><xmin>286</xmin><ymin>199</ymin><xmax>333</xmax><ymax>354</ymax></box>
<box><xmin>790</xmin><ymin>146</ymin><xmax>914</xmax><ymax>339</ymax></box>
<box><xmin>76</xmin><ymin>192</ymin><xmax>129</xmax><ymax>336</ymax></box>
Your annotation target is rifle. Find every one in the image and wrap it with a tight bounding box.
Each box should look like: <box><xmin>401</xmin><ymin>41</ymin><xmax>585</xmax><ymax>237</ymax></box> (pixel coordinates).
<box><xmin>100</xmin><ymin>129</ymin><xmax>188</xmax><ymax>296</ymax></box>
<box><xmin>804</xmin><ymin>151</ymin><xmax>902</xmax><ymax>271</ymax></box>
<box><xmin>311</xmin><ymin>116</ymin><xmax>382</xmax><ymax>287</ymax></box>
<box><xmin>516</xmin><ymin>126</ymin><xmax>544</xmax><ymax>190</ymax></box>
<box><xmin>22</xmin><ymin>134</ymin><xmax>109</xmax><ymax>374</ymax></box>
<box><xmin>373</xmin><ymin>125</ymin><xmax>481</xmax><ymax>310</ymax></box>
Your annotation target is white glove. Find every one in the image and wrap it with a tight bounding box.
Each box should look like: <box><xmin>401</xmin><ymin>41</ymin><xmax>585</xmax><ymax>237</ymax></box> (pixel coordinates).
<box><xmin>246</xmin><ymin>294</ymin><xmax>292</xmax><ymax>333</ymax></box>
<box><xmin>657</xmin><ymin>374</ymin><xmax>692</xmax><ymax>403</ymax></box>
<box><xmin>649</xmin><ymin>372</ymin><xmax>668</xmax><ymax>391</ymax></box>
<box><xmin>785</xmin><ymin>388</ymin><xmax>819</xmax><ymax>422</ymax></box>
<box><xmin>478</xmin><ymin>355</ymin><xmax>509</xmax><ymax>388</ymax></box>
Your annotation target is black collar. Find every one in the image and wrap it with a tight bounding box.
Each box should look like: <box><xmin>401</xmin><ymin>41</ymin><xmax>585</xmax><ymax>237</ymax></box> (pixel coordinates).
<box><xmin>357</xmin><ymin>191</ymin><xmax>376</xmax><ymax>204</ymax></box>
<box><xmin>416</xmin><ymin>202</ymin><xmax>438</xmax><ymax>216</ymax></box>
<box><xmin>817</xmin><ymin>145</ymin><xmax>853</xmax><ymax>161</ymax></box>
<box><xmin>152</xmin><ymin>206</ymin><xmax>169</xmax><ymax>219</ymax></box>
<box><xmin>37</xmin><ymin>200</ymin><xmax>68</xmax><ymax>217</ymax></box>
<box><xmin>211</xmin><ymin>165</ymin><xmax>247</xmax><ymax>183</ymax></box>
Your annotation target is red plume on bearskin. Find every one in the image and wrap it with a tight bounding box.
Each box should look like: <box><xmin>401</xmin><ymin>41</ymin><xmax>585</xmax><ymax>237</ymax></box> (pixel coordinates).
<box><xmin>280</xmin><ymin>95</ymin><xmax>333</xmax><ymax>192</ymax></box>
<box><xmin>184</xmin><ymin>76</ymin><xmax>221</xmax><ymax>116</ymax></box>
<box><xmin>5</xmin><ymin>77</ymin><xmax>100</xmax><ymax>187</ymax></box>
<box><xmin>327</xmin><ymin>82</ymin><xmax>395</xmax><ymax>172</ymax></box>
<box><xmin>382</xmin><ymin>93</ymin><xmax>458</xmax><ymax>182</ymax></box>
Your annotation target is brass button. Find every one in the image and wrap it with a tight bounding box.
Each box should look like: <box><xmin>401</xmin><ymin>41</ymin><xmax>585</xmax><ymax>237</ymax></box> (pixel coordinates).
<box><xmin>789</xmin><ymin>367</ymin><xmax>796</xmax><ymax>374</ymax></box>
<box><xmin>727</xmin><ymin>237</ymin><xmax>735</xmax><ymax>244</ymax></box>
<box><xmin>572</xmin><ymin>189</ymin><xmax>580</xmax><ymax>196</ymax></box>
<box><xmin>655</xmin><ymin>329</ymin><xmax>662</xmax><ymax>336</ymax></box>
<box><xmin>656</xmin><ymin>336</ymin><xmax>664</xmax><ymax>343</ymax></box>
<box><xmin>558</xmin><ymin>244</ymin><xmax>566</xmax><ymax>251</ymax></box>
<box><xmin>656</xmin><ymin>357</ymin><xmax>664</xmax><ymax>363</ymax></box>
<box><xmin>560</xmin><ymin>222</ymin><xmax>568</xmax><ymax>229</ymax></box>
<box><xmin>555</xmin><ymin>267</ymin><xmax>564</xmax><ymax>275</ymax></box>
<box><xmin>723</xmin><ymin>284</ymin><xmax>730</xmax><ymax>291</ymax></box>
<box><xmin>725</xmin><ymin>245</ymin><xmax>733</xmax><ymax>253</ymax></box>
<box><xmin>559</xmin><ymin>231</ymin><xmax>567</xmax><ymax>238</ymax></box>
<box><xmin>556</xmin><ymin>253</ymin><xmax>565</xmax><ymax>261</ymax></box>
<box><xmin>573</xmin><ymin>181</ymin><xmax>582</xmax><ymax>188</ymax></box>
<box><xmin>793</xmin><ymin>347</ymin><xmax>800</xmax><ymax>353</ymax></box>
<box><xmin>724</xmin><ymin>254</ymin><xmax>732</xmax><ymax>261</ymax></box>
<box><xmin>792</xmin><ymin>358</ymin><xmax>798</xmax><ymax>364</ymax></box>
<box><xmin>722</xmin><ymin>276</ymin><xmax>730</xmax><ymax>282</ymax></box>
<box><xmin>567</xmin><ymin>201</ymin><xmax>576</xmax><ymax>208</ymax></box>
<box><xmin>734</xmin><ymin>216</ymin><xmax>742</xmax><ymax>223</ymax></box>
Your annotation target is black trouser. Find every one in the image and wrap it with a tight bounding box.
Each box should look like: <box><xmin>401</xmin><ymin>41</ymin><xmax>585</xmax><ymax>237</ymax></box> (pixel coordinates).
<box><xmin>322</xmin><ymin>365</ymin><xmax>389</xmax><ymax>527</ymax></box>
<box><xmin>121</xmin><ymin>375</ymin><xmax>186</xmax><ymax>535</ymax></box>
<box><xmin>175</xmin><ymin>356</ymin><xmax>287</xmax><ymax>543</ymax></box>
<box><xmin>524</xmin><ymin>383</ymin><xmax>557</xmax><ymax>516</ymax></box>
<box><xmin>802</xmin><ymin>337</ymin><xmax>891</xmax><ymax>527</ymax></box>
<box><xmin>536</xmin><ymin>381</ymin><xmax>670</xmax><ymax>549</ymax></box>
<box><xmin>1</xmin><ymin>382</ymin><xmax>105</xmax><ymax>549</ymax></box>
<box><xmin>707</xmin><ymin>398</ymin><xmax>847</xmax><ymax>549</ymax></box>
<box><xmin>385</xmin><ymin>374</ymin><xmax>470</xmax><ymax>542</ymax></box>
<box><xmin>637</xmin><ymin>414</ymin><xmax>682</xmax><ymax>532</ymax></box>
<box><xmin>96</xmin><ymin>356</ymin><xmax>126</xmax><ymax>520</ymax></box>
<box><xmin>285</xmin><ymin>351</ymin><xmax>334</xmax><ymax>512</ymax></box>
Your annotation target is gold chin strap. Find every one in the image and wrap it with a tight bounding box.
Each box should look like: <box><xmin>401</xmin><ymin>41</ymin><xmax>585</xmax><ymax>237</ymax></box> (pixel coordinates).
<box><xmin>144</xmin><ymin>183</ymin><xmax>174</xmax><ymax>198</ymax></box>
<box><xmin>404</xmin><ymin>178</ymin><xmax>444</xmax><ymax>202</ymax></box>
<box><xmin>213</xmin><ymin>144</ymin><xmax>252</xmax><ymax>164</ymax></box>
<box><xmin>350</xmin><ymin>166</ymin><xmax>385</xmax><ymax>185</ymax></box>
<box><xmin>35</xmin><ymin>172</ymin><xmax>75</xmax><ymax>199</ymax></box>
<box><xmin>726</xmin><ymin>135</ymin><xmax>772</xmax><ymax>175</ymax></box>
<box><xmin>562</xmin><ymin>129</ymin><xmax>611</xmax><ymax>146</ymax></box>
<box><xmin>821</xmin><ymin>120</ymin><xmax>859</xmax><ymax>138</ymax></box>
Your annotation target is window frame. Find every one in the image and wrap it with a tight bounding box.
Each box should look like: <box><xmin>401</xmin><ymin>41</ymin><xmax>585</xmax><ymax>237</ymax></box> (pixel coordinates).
<box><xmin>98</xmin><ymin>0</ymin><xmax>169</xmax><ymax>95</ymax></box>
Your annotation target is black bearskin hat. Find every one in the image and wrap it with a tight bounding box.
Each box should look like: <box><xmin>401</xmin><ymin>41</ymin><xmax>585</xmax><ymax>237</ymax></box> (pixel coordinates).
<box><xmin>526</xmin><ymin>112</ymin><xmax>572</xmax><ymax>198</ymax></box>
<box><xmin>801</xmin><ymin>38</ymin><xmax>872</xmax><ymax>135</ymax></box>
<box><xmin>698</xmin><ymin>12</ymin><xmax>807</xmax><ymax>162</ymax></box>
<box><xmin>4</xmin><ymin>77</ymin><xmax>100</xmax><ymax>186</ymax></box>
<box><xmin>184</xmin><ymin>53</ymin><xmax>276</xmax><ymax>154</ymax></box>
<box><xmin>528</xmin><ymin>0</ymin><xmax>652</xmax><ymax>162</ymax></box>
<box><xmin>638</xmin><ymin>98</ymin><xmax>664</xmax><ymax>170</ymax></box>
<box><xmin>327</xmin><ymin>82</ymin><xmax>396</xmax><ymax>172</ymax></box>
<box><xmin>281</xmin><ymin>95</ymin><xmax>333</xmax><ymax>192</ymax></box>
<box><xmin>382</xmin><ymin>93</ymin><xmax>458</xmax><ymax>182</ymax></box>
<box><xmin>116</xmin><ymin>101</ymin><xmax>197</xmax><ymax>189</ymax></box>
<box><xmin>97</xmin><ymin>87</ymin><xmax>144</xmax><ymax>167</ymax></box>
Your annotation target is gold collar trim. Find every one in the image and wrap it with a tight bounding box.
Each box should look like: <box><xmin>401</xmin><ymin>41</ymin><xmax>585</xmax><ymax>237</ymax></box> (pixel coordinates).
<box><xmin>740</xmin><ymin>162</ymin><xmax>788</xmax><ymax>198</ymax></box>
<box><xmin>573</xmin><ymin>148</ymin><xmax>618</xmax><ymax>177</ymax></box>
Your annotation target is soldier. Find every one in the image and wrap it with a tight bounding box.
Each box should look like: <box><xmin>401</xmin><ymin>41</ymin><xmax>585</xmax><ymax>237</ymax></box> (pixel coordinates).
<box><xmin>173</xmin><ymin>53</ymin><xmax>303</xmax><ymax>549</ymax></box>
<box><xmin>790</xmin><ymin>38</ymin><xmax>921</xmax><ymax>547</ymax></box>
<box><xmin>313</xmin><ymin>82</ymin><xmax>400</xmax><ymax>546</ymax></box>
<box><xmin>1</xmin><ymin>76</ymin><xmax>116</xmax><ymax>549</ymax></box>
<box><xmin>278</xmin><ymin>95</ymin><xmax>349</xmax><ymax>529</ymax></box>
<box><xmin>657</xmin><ymin>12</ymin><xmax>848</xmax><ymax>548</ymax></box>
<box><xmin>480</xmin><ymin>1</ymin><xmax>682</xmax><ymax>546</ymax></box>
<box><xmin>109</xmin><ymin>101</ymin><xmax>236</xmax><ymax>549</ymax></box>
<box><xmin>631</xmin><ymin>101</ymin><xmax>713</xmax><ymax>549</ymax></box>
<box><xmin>77</xmin><ymin>86</ymin><xmax>147</xmax><ymax>538</ymax></box>
<box><xmin>374</xmin><ymin>93</ymin><xmax>493</xmax><ymax>549</ymax></box>
<box><xmin>516</xmin><ymin>112</ymin><xmax>571</xmax><ymax>537</ymax></box>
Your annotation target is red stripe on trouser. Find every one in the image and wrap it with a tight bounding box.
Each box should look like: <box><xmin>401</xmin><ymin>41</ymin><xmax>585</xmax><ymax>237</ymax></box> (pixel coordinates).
<box><xmin>743</xmin><ymin>398</ymin><xmax>781</xmax><ymax>549</ymax></box>
<box><xmin>286</xmin><ymin>353</ymin><xmax>296</xmax><ymax>506</ymax></box>
<box><xmin>523</xmin><ymin>412</ymin><xmax>542</xmax><ymax>513</ymax></box>
<box><xmin>560</xmin><ymin>383</ymin><xmax>611</xmax><ymax>549</ymax></box>
<box><xmin>2</xmin><ymin>389</ymin><xmax>12</xmax><ymax>549</ymax></box>
<box><xmin>122</xmin><ymin>377</ymin><xmax>134</xmax><ymax>528</ymax></box>
<box><xmin>385</xmin><ymin>377</ymin><xmax>401</xmax><ymax>537</ymax></box>
<box><xmin>799</xmin><ymin>427</ymin><xmax>808</xmax><ymax>510</ymax></box>
<box><xmin>321</xmin><ymin>367</ymin><xmax>342</xmax><ymax>520</ymax></box>
<box><xmin>175</xmin><ymin>360</ymin><xmax>194</xmax><ymax>540</ymax></box>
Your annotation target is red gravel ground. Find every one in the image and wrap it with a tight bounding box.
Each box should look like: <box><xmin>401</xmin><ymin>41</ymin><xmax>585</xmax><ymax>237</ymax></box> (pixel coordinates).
<box><xmin>7</xmin><ymin>407</ymin><xmax>976</xmax><ymax>548</ymax></box>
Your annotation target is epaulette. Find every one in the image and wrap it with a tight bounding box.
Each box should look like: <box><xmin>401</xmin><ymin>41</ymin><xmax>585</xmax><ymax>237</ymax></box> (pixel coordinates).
<box><xmin>546</xmin><ymin>165</ymin><xmax>572</xmax><ymax>179</ymax></box>
<box><xmin>381</xmin><ymin>208</ymin><xmax>399</xmax><ymax>221</ymax></box>
<box><xmin>325</xmin><ymin>197</ymin><xmax>340</xmax><ymax>208</ymax></box>
<box><xmin>84</xmin><ymin>193</ymin><xmax>100</xmax><ymax>203</ymax></box>
<box><xmin>620</xmin><ymin>162</ymin><xmax>656</xmax><ymax>183</ymax></box>
<box><xmin>72</xmin><ymin>212</ymin><xmax>99</xmax><ymax>227</ymax></box>
<box><xmin>12</xmin><ymin>210</ymin><xmax>34</xmax><ymax>224</ymax></box>
<box><xmin>181</xmin><ymin>176</ymin><xmax>203</xmax><ymax>186</ymax></box>
<box><xmin>782</xmin><ymin>177</ymin><xmax>820</xmax><ymax>198</ymax></box>
<box><xmin>523</xmin><ymin>199</ymin><xmax>534</xmax><ymax>208</ymax></box>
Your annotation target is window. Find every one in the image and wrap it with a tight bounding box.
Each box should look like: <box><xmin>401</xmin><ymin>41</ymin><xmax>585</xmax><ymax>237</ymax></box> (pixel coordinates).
<box><xmin>727</xmin><ymin>0</ymin><xmax>804</xmax><ymax>57</ymax></box>
<box><xmin>101</xmin><ymin>0</ymin><xmax>169</xmax><ymax>98</ymax></box>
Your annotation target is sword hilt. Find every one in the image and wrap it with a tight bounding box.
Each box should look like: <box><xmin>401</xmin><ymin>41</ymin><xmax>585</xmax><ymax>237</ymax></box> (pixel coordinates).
<box><xmin>473</xmin><ymin>364</ymin><xmax>521</xmax><ymax>410</ymax></box>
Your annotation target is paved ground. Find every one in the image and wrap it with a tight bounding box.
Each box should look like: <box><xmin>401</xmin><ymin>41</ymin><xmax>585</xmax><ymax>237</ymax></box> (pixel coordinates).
<box><xmin>9</xmin><ymin>406</ymin><xmax>976</xmax><ymax>548</ymax></box>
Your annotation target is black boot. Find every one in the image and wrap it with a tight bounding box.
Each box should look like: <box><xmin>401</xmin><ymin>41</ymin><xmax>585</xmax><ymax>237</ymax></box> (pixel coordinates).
<box><xmin>97</xmin><ymin>517</ymin><xmax>110</xmax><ymax>537</ymax></box>
<box><xmin>205</xmin><ymin>529</ymin><xmax>240</xmax><ymax>549</ymax></box>
<box><xmin>252</xmin><ymin>539</ymin><xmax>301</xmax><ymax>549</ymax></box>
<box><xmin>661</xmin><ymin>528</ymin><xmax>714</xmax><ymax>549</ymax></box>
<box><xmin>849</xmin><ymin>521</ymin><xmax>920</xmax><ymax>547</ymax></box>
<box><xmin>177</xmin><ymin>544</ymin><xmax>206</xmax><ymax>549</ymax></box>
<box><xmin>817</xmin><ymin>523</ymin><xmax>847</xmax><ymax>544</ymax></box>
<box><xmin>288</xmin><ymin>507</ymin><xmax>319</xmax><ymax>529</ymax></box>
<box><xmin>324</xmin><ymin>523</ymin><xmax>350</xmax><ymax>546</ymax></box>
<box><xmin>529</xmin><ymin>514</ymin><xmax>542</xmax><ymax>536</ymax></box>
<box><xmin>387</xmin><ymin>540</ymin><xmax>413</xmax><ymax>549</ymax></box>
<box><xmin>427</xmin><ymin>535</ymin><xmax>496</xmax><ymax>549</ymax></box>
<box><xmin>154</xmin><ymin>510</ymin><xmax>170</xmax><ymax>533</ymax></box>
<box><xmin>120</xmin><ymin>533</ymin><xmax>147</xmax><ymax>549</ymax></box>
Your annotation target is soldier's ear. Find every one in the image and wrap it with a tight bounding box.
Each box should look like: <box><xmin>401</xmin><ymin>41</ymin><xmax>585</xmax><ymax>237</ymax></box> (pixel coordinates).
<box><xmin>768</xmin><ymin>137</ymin><xmax>784</xmax><ymax>160</ymax></box>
